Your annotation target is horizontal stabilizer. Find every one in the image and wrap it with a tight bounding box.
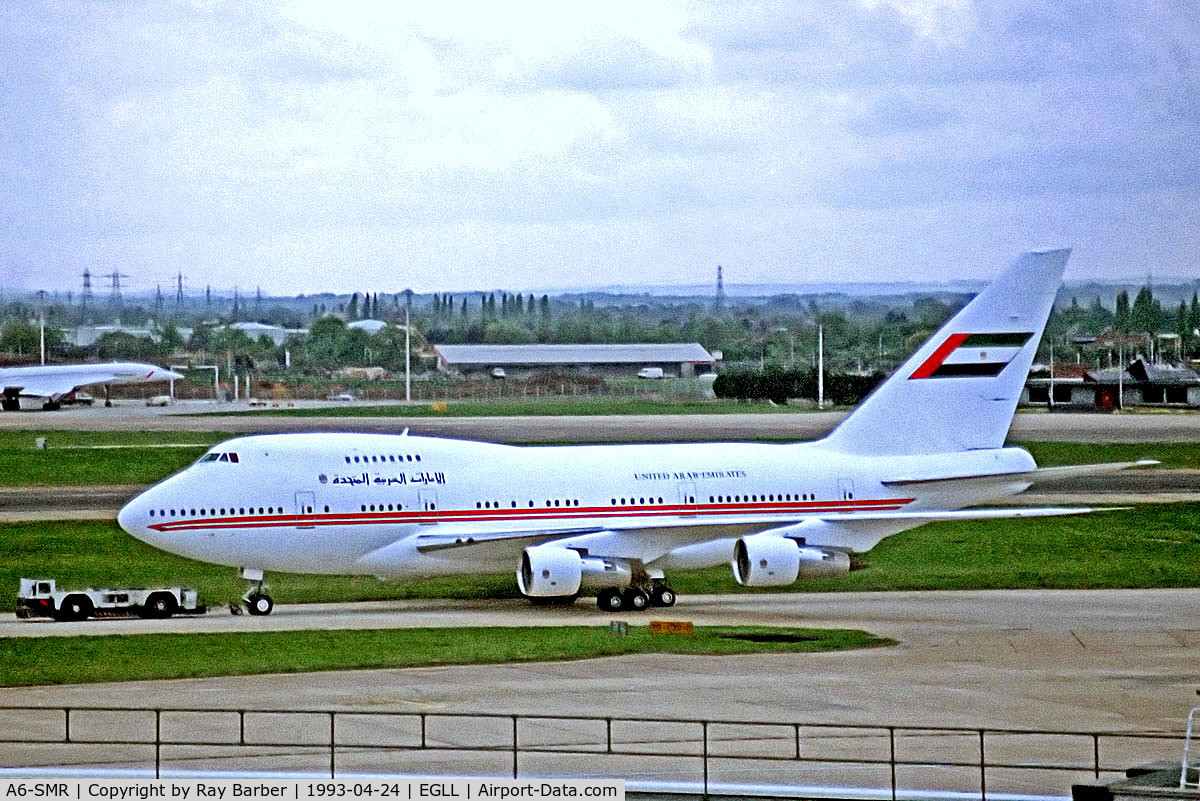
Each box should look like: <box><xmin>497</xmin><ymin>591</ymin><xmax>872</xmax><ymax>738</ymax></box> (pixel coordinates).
<box><xmin>1025</xmin><ymin>459</ymin><xmax>1159</xmax><ymax>483</ymax></box>
<box><xmin>883</xmin><ymin>459</ymin><xmax>1159</xmax><ymax>487</ymax></box>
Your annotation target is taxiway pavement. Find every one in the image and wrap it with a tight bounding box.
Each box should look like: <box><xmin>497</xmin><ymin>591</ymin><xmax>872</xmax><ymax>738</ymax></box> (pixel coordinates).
<box><xmin>4</xmin><ymin>589</ymin><xmax>1199</xmax><ymax>735</ymax></box>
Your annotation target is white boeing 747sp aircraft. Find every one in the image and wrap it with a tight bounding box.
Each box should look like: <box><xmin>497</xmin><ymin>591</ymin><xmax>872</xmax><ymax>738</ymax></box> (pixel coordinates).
<box><xmin>118</xmin><ymin>250</ymin><xmax>1147</xmax><ymax>615</ymax></box>
<box><xmin>2</xmin><ymin>362</ymin><xmax>184</xmax><ymax>410</ymax></box>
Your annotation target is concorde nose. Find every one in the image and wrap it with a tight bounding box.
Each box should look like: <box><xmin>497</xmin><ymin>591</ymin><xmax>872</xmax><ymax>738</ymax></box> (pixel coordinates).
<box><xmin>157</xmin><ymin>368</ymin><xmax>185</xmax><ymax>381</ymax></box>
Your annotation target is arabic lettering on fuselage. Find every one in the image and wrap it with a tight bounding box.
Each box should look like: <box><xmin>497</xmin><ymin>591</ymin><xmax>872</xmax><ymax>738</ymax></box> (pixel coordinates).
<box><xmin>328</xmin><ymin>471</ymin><xmax>446</xmax><ymax>488</ymax></box>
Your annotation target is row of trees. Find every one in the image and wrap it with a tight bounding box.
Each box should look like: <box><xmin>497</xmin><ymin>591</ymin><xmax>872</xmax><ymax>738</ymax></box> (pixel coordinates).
<box><xmin>3</xmin><ymin>280</ymin><xmax>1198</xmax><ymax>379</ymax></box>
<box><xmin>1050</xmin><ymin>289</ymin><xmax>1200</xmax><ymax>342</ymax></box>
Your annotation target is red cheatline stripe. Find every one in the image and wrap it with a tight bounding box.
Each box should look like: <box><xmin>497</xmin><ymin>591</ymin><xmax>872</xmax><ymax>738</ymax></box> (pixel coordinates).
<box><xmin>148</xmin><ymin>497</ymin><xmax>916</xmax><ymax>532</ymax></box>
<box><xmin>909</xmin><ymin>333</ymin><xmax>970</xmax><ymax>379</ymax></box>
<box><xmin>153</xmin><ymin>500</ymin><xmax>913</xmax><ymax>530</ymax></box>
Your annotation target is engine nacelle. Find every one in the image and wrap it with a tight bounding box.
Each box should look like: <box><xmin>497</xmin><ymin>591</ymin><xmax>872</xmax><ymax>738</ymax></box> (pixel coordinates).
<box><xmin>795</xmin><ymin>546</ymin><xmax>851</xmax><ymax>578</ymax></box>
<box><xmin>519</xmin><ymin>545</ymin><xmax>582</xmax><ymax>597</ymax></box>
<box><xmin>517</xmin><ymin>545</ymin><xmax>633</xmax><ymax>597</ymax></box>
<box><xmin>732</xmin><ymin>535</ymin><xmax>851</xmax><ymax>586</ymax></box>
<box><xmin>733</xmin><ymin>534</ymin><xmax>800</xmax><ymax>586</ymax></box>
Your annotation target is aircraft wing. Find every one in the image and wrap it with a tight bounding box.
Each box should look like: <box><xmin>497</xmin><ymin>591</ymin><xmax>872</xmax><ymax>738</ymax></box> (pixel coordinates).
<box><xmin>414</xmin><ymin>526</ymin><xmax>608</xmax><ymax>553</ymax></box>
<box><xmin>1</xmin><ymin>379</ymin><xmax>74</xmax><ymax>400</ymax></box>
<box><xmin>0</xmin><ymin>363</ymin><xmax>183</xmax><ymax>402</ymax></box>
<box><xmin>394</xmin><ymin>505</ymin><xmax>1104</xmax><ymax>567</ymax></box>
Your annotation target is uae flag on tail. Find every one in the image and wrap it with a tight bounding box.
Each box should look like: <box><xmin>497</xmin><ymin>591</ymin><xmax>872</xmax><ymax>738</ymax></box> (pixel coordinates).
<box><xmin>909</xmin><ymin>332</ymin><xmax>1034</xmax><ymax>379</ymax></box>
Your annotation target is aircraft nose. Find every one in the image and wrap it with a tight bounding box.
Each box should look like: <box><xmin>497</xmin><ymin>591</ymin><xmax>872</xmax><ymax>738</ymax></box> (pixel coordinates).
<box><xmin>160</xmin><ymin>369</ymin><xmax>185</xmax><ymax>381</ymax></box>
<box><xmin>118</xmin><ymin>493</ymin><xmax>153</xmax><ymax>542</ymax></box>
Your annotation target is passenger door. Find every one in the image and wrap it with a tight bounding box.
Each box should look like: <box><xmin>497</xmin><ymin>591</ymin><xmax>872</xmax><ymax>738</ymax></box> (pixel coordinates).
<box><xmin>418</xmin><ymin>490</ymin><xmax>438</xmax><ymax>525</ymax></box>
<box><xmin>677</xmin><ymin>481</ymin><xmax>698</xmax><ymax>517</ymax></box>
<box><xmin>294</xmin><ymin>491</ymin><xmax>316</xmax><ymax>529</ymax></box>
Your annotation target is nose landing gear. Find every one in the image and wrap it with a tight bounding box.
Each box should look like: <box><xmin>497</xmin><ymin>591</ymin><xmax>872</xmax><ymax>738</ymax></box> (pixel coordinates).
<box><xmin>245</xmin><ymin>591</ymin><xmax>274</xmax><ymax>616</ymax></box>
<box><xmin>239</xmin><ymin>567</ymin><xmax>274</xmax><ymax>616</ymax></box>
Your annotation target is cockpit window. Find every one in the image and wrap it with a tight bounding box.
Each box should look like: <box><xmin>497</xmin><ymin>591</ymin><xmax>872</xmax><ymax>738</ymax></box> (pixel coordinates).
<box><xmin>201</xmin><ymin>452</ymin><xmax>240</xmax><ymax>464</ymax></box>
<box><xmin>200</xmin><ymin>453</ymin><xmax>219</xmax><ymax>462</ymax></box>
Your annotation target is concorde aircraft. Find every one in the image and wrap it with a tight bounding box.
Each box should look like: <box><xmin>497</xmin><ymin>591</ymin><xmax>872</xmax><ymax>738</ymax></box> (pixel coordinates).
<box><xmin>118</xmin><ymin>250</ymin><xmax>1149</xmax><ymax>615</ymax></box>
<box><xmin>1</xmin><ymin>362</ymin><xmax>184</xmax><ymax>410</ymax></box>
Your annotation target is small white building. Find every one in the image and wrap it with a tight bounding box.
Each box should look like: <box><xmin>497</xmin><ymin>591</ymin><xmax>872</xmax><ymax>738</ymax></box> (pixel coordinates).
<box><xmin>228</xmin><ymin>322</ymin><xmax>306</xmax><ymax>346</ymax></box>
<box><xmin>434</xmin><ymin>343</ymin><xmax>716</xmax><ymax>379</ymax></box>
<box><xmin>348</xmin><ymin>319</ymin><xmax>388</xmax><ymax>334</ymax></box>
<box><xmin>70</xmin><ymin>324</ymin><xmax>194</xmax><ymax>347</ymax></box>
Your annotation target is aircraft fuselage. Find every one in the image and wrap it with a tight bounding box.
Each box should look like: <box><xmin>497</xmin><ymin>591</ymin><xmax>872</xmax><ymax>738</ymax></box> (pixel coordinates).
<box><xmin>118</xmin><ymin>432</ymin><xmax>1036</xmax><ymax>577</ymax></box>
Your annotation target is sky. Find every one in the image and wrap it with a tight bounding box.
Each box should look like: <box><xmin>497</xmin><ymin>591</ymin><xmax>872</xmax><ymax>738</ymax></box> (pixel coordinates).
<box><xmin>1</xmin><ymin>0</ymin><xmax>1198</xmax><ymax>296</ymax></box>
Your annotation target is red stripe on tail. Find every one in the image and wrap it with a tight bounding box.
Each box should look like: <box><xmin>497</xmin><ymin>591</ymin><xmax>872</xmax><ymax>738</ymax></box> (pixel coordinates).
<box><xmin>909</xmin><ymin>333</ymin><xmax>970</xmax><ymax>379</ymax></box>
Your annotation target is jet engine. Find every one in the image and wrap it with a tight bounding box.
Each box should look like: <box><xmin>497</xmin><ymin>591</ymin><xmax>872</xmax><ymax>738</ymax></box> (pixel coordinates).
<box><xmin>732</xmin><ymin>534</ymin><xmax>800</xmax><ymax>587</ymax></box>
<box><xmin>517</xmin><ymin>544</ymin><xmax>632</xmax><ymax>597</ymax></box>
<box><xmin>732</xmin><ymin>534</ymin><xmax>851</xmax><ymax>587</ymax></box>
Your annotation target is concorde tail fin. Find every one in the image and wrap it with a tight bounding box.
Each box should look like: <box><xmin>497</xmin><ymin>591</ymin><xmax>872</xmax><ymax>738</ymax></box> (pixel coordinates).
<box><xmin>819</xmin><ymin>249</ymin><xmax>1069</xmax><ymax>456</ymax></box>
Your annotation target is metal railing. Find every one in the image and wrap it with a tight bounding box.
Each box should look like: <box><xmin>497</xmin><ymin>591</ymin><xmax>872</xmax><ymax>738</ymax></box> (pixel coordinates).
<box><xmin>0</xmin><ymin>705</ymin><xmax>1185</xmax><ymax>800</ymax></box>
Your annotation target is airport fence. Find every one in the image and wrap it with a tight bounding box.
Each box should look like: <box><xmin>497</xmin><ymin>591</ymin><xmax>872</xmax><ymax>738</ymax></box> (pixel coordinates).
<box><xmin>0</xmin><ymin>705</ymin><xmax>1185</xmax><ymax>800</ymax></box>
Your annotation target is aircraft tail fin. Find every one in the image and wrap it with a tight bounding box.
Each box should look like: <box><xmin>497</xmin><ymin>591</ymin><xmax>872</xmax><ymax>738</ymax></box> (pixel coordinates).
<box><xmin>820</xmin><ymin>249</ymin><xmax>1069</xmax><ymax>456</ymax></box>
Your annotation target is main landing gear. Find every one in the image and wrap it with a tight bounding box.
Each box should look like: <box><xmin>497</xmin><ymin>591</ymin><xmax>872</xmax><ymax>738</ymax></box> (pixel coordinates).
<box><xmin>239</xmin><ymin>567</ymin><xmax>274</xmax><ymax>616</ymax></box>
<box><xmin>596</xmin><ymin>581</ymin><xmax>676</xmax><ymax>613</ymax></box>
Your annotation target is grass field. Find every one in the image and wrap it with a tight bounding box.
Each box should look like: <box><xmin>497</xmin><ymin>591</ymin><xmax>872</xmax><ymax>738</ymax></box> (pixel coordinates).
<box><xmin>7</xmin><ymin>503</ymin><xmax>1200</xmax><ymax>610</ymax></box>
<box><xmin>0</xmin><ymin>625</ymin><xmax>890</xmax><ymax>687</ymax></box>
<box><xmin>0</xmin><ymin>430</ymin><xmax>224</xmax><ymax>486</ymax></box>
<box><xmin>0</xmin><ymin>427</ymin><xmax>1192</xmax><ymax>487</ymax></box>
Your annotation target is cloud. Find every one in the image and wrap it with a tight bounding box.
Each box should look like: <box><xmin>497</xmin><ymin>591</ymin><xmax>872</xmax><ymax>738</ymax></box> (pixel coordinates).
<box><xmin>849</xmin><ymin>92</ymin><xmax>958</xmax><ymax>136</ymax></box>
<box><xmin>1</xmin><ymin>0</ymin><xmax>1198</xmax><ymax>293</ymax></box>
<box><xmin>500</xmin><ymin>32</ymin><xmax>708</xmax><ymax>92</ymax></box>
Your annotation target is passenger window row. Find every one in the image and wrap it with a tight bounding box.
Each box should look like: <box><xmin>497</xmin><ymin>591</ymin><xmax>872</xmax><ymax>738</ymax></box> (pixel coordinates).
<box><xmin>708</xmin><ymin>493</ymin><xmax>817</xmax><ymax>503</ymax></box>
<box><xmin>474</xmin><ymin>499</ymin><xmax>582</xmax><ymax>509</ymax></box>
<box><xmin>345</xmin><ymin>454</ymin><xmax>422</xmax><ymax>464</ymax></box>
<box><xmin>610</xmin><ymin>497</ymin><xmax>666</xmax><ymax>506</ymax></box>
<box><xmin>151</xmin><ymin>505</ymin><xmax>283</xmax><ymax>518</ymax></box>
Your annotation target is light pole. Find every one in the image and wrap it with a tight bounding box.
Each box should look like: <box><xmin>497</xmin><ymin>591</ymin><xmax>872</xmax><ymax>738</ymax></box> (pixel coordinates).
<box><xmin>817</xmin><ymin>325</ymin><xmax>824</xmax><ymax>410</ymax></box>
<box><xmin>36</xmin><ymin>290</ymin><xmax>46</xmax><ymax>365</ymax></box>
<box><xmin>404</xmin><ymin>289</ymin><xmax>413</xmax><ymax>403</ymax></box>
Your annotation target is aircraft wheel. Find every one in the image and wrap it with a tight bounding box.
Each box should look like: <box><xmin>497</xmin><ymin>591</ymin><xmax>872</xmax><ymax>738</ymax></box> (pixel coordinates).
<box><xmin>596</xmin><ymin>588</ymin><xmax>625</xmax><ymax>612</ymax></box>
<box><xmin>650</xmin><ymin>586</ymin><xmax>676</xmax><ymax>607</ymax></box>
<box><xmin>246</xmin><ymin>593</ymin><xmax>274</xmax><ymax>616</ymax></box>
<box><xmin>622</xmin><ymin>588</ymin><xmax>650</xmax><ymax>611</ymax></box>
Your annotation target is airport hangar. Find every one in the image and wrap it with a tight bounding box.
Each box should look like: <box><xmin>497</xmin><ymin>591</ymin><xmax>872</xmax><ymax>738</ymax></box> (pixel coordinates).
<box><xmin>433</xmin><ymin>342</ymin><xmax>716</xmax><ymax>379</ymax></box>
